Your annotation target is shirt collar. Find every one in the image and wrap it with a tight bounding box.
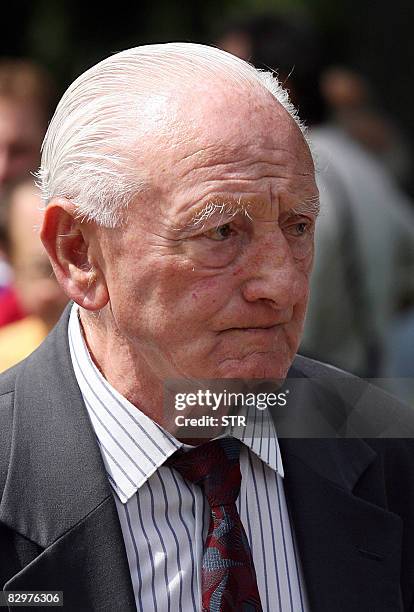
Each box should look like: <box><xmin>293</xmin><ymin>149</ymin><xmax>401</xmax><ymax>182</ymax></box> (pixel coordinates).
<box><xmin>227</xmin><ymin>404</ymin><xmax>284</xmax><ymax>477</ymax></box>
<box><xmin>68</xmin><ymin>303</ymin><xmax>284</xmax><ymax>504</ymax></box>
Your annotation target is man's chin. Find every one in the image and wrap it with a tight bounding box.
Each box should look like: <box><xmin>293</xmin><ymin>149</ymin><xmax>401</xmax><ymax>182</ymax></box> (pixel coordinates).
<box><xmin>214</xmin><ymin>351</ymin><xmax>293</xmax><ymax>381</ymax></box>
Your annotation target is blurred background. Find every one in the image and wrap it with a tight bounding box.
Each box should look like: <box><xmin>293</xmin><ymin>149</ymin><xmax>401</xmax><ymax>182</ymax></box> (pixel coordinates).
<box><xmin>0</xmin><ymin>0</ymin><xmax>413</xmax><ymax>404</ymax></box>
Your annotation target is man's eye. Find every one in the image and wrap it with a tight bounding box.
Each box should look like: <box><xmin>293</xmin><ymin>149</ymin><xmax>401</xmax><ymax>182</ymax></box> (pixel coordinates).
<box><xmin>295</xmin><ymin>222</ymin><xmax>308</xmax><ymax>235</ymax></box>
<box><xmin>285</xmin><ymin>221</ymin><xmax>310</xmax><ymax>237</ymax></box>
<box><xmin>204</xmin><ymin>223</ymin><xmax>234</xmax><ymax>241</ymax></box>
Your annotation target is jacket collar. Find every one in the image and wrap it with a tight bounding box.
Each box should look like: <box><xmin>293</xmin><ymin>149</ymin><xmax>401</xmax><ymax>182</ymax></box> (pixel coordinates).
<box><xmin>0</xmin><ymin>303</ymin><xmax>137</xmax><ymax>609</ymax></box>
<box><xmin>278</xmin><ymin>359</ymin><xmax>403</xmax><ymax>611</ymax></box>
<box><xmin>0</xmin><ymin>303</ymin><xmax>111</xmax><ymax>547</ymax></box>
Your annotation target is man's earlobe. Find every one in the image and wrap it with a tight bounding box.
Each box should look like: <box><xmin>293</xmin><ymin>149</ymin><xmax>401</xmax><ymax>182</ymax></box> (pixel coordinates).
<box><xmin>40</xmin><ymin>199</ymin><xmax>109</xmax><ymax>311</ymax></box>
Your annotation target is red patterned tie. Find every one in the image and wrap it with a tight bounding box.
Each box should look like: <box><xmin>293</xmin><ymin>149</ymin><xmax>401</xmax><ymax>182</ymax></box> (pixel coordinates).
<box><xmin>167</xmin><ymin>437</ymin><xmax>263</xmax><ymax>611</ymax></box>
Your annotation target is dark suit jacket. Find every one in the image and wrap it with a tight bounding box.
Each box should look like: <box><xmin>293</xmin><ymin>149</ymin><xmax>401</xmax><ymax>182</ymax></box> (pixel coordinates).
<box><xmin>1</xmin><ymin>305</ymin><xmax>414</xmax><ymax>611</ymax></box>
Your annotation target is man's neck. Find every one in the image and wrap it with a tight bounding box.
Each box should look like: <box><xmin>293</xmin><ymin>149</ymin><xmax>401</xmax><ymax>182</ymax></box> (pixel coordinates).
<box><xmin>79</xmin><ymin>308</ymin><xmax>167</xmax><ymax>427</ymax></box>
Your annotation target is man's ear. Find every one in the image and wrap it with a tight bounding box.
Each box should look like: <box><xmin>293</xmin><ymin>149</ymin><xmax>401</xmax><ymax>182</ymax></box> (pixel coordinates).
<box><xmin>40</xmin><ymin>198</ymin><xmax>109</xmax><ymax>311</ymax></box>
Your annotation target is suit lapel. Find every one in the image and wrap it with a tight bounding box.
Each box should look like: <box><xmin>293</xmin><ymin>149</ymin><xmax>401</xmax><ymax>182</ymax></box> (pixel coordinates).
<box><xmin>278</xmin><ymin>364</ymin><xmax>404</xmax><ymax>612</ymax></box>
<box><xmin>0</xmin><ymin>305</ymin><xmax>136</xmax><ymax>610</ymax></box>
<box><xmin>4</xmin><ymin>498</ymin><xmax>136</xmax><ymax>611</ymax></box>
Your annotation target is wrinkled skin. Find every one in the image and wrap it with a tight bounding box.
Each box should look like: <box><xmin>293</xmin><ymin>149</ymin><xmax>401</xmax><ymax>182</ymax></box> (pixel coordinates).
<box><xmin>44</xmin><ymin>82</ymin><xmax>319</xmax><ymax>421</ymax></box>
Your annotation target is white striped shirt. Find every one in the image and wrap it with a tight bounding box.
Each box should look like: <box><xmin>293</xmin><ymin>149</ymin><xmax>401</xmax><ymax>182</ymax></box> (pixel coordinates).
<box><xmin>68</xmin><ymin>304</ymin><xmax>310</xmax><ymax>612</ymax></box>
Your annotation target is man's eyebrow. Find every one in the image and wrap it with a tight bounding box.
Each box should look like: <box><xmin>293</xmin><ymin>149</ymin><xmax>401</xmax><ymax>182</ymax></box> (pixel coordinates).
<box><xmin>175</xmin><ymin>194</ymin><xmax>320</xmax><ymax>233</ymax></box>
<box><xmin>186</xmin><ymin>198</ymin><xmax>252</xmax><ymax>229</ymax></box>
<box><xmin>288</xmin><ymin>196</ymin><xmax>320</xmax><ymax>218</ymax></box>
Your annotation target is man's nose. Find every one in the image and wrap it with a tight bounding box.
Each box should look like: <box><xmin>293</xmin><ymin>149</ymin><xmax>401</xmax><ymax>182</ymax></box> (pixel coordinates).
<box><xmin>241</xmin><ymin>228</ymin><xmax>308</xmax><ymax>309</ymax></box>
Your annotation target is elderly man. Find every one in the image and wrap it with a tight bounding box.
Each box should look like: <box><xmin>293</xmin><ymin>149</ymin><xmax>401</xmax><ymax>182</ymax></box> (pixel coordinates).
<box><xmin>0</xmin><ymin>44</ymin><xmax>413</xmax><ymax>612</ymax></box>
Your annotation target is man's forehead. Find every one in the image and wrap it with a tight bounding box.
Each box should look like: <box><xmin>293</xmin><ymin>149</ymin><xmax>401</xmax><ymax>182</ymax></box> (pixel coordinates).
<box><xmin>119</xmin><ymin>80</ymin><xmax>316</xmax><ymax>230</ymax></box>
<box><xmin>137</xmin><ymin>78</ymin><xmax>293</xmax><ymax>142</ymax></box>
<box><xmin>138</xmin><ymin>85</ymin><xmax>310</xmax><ymax>178</ymax></box>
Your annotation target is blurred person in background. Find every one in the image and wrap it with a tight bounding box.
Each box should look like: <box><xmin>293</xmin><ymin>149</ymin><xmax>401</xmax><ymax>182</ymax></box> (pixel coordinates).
<box><xmin>217</xmin><ymin>13</ymin><xmax>414</xmax><ymax>379</ymax></box>
<box><xmin>383</xmin><ymin>294</ymin><xmax>414</xmax><ymax>405</ymax></box>
<box><xmin>0</xmin><ymin>59</ymin><xmax>55</xmax><ymax>198</ymax></box>
<box><xmin>320</xmin><ymin>66</ymin><xmax>412</xmax><ymax>189</ymax></box>
<box><xmin>319</xmin><ymin>65</ymin><xmax>414</xmax><ymax>398</ymax></box>
<box><xmin>0</xmin><ymin>59</ymin><xmax>57</xmax><ymax>325</ymax></box>
<box><xmin>0</xmin><ymin>179</ymin><xmax>67</xmax><ymax>372</ymax></box>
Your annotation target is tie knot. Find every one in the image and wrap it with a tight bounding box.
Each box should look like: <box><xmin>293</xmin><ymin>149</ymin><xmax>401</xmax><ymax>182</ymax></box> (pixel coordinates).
<box><xmin>166</xmin><ymin>437</ymin><xmax>241</xmax><ymax>507</ymax></box>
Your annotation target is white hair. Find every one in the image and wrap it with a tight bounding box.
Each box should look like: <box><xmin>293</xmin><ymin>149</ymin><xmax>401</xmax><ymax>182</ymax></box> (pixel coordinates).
<box><xmin>38</xmin><ymin>42</ymin><xmax>306</xmax><ymax>228</ymax></box>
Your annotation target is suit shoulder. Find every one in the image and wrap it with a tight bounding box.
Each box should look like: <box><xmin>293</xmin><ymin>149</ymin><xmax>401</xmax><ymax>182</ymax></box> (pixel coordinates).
<box><xmin>292</xmin><ymin>354</ymin><xmax>414</xmax><ymax>436</ymax></box>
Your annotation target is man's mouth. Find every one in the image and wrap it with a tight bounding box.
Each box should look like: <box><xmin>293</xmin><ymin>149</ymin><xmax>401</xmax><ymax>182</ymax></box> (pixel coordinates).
<box><xmin>220</xmin><ymin>324</ymin><xmax>284</xmax><ymax>333</ymax></box>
